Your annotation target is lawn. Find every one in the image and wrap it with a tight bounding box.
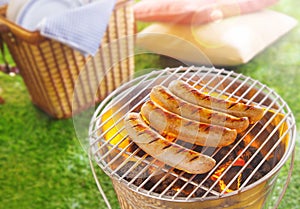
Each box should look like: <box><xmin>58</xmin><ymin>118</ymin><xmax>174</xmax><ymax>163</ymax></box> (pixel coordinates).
<box><xmin>1</xmin><ymin>1</ymin><xmax>300</xmax><ymax>209</ymax></box>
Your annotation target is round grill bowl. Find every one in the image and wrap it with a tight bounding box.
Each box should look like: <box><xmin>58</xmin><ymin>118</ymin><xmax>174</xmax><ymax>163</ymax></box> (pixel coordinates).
<box><xmin>89</xmin><ymin>67</ymin><xmax>296</xmax><ymax>209</ymax></box>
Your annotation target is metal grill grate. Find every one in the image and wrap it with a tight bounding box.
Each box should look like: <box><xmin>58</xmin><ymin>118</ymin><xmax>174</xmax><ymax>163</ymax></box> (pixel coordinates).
<box><xmin>89</xmin><ymin>66</ymin><xmax>296</xmax><ymax>201</ymax></box>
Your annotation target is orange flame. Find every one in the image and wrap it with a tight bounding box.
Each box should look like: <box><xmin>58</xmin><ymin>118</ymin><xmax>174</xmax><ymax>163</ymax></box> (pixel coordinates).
<box><xmin>211</xmin><ymin>158</ymin><xmax>245</xmax><ymax>193</ymax></box>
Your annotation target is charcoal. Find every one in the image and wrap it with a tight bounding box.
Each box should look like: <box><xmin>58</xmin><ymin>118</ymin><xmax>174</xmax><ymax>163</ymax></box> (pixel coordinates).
<box><xmin>118</xmin><ymin>161</ymin><xmax>149</xmax><ymax>181</ymax></box>
<box><xmin>223</xmin><ymin>167</ymin><xmax>242</xmax><ymax>190</ymax></box>
<box><xmin>193</xmin><ymin>173</ymin><xmax>208</xmax><ymax>184</ymax></box>
<box><xmin>214</xmin><ymin>145</ymin><xmax>235</xmax><ymax>162</ymax></box>
<box><xmin>128</xmin><ymin>143</ymin><xmax>146</xmax><ymax>157</ymax></box>
<box><xmin>194</xmin><ymin>188</ymin><xmax>206</xmax><ymax>197</ymax></box>
<box><xmin>164</xmin><ymin>189</ymin><xmax>186</xmax><ymax>197</ymax></box>
<box><xmin>203</xmin><ymin>179</ymin><xmax>215</xmax><ymax>189</ymax></box>
<box><xmin>133</xmin><ymin>177</ymin><xmax>145</xmax><ymax>186</ymax></box>
<box><xmin>242</xmin><ymin>147</ymin><xmax>258</xmax><ymax>162</ymax></box>
<box><xmin>164</xmin><ymin>189</ymin><xmax>177</xmax><ymax>197</ymax></box>
<box><xmin>143</xmin><ymin>181</ymin><xmax>155</xmax><ymax>191</ymax></box>
<box><xmin>251</xmin><ymin>153</ymin><xmax>264</xmax><ymax>167</ymax></box>
<box><xmin>128</xmin><ymin>141</ymin><xmax>276</xmax><ymax>197</ymax></box>
<box><xmin>261</xmin><ymin>161</ymin><xmax>272</xmax><ymax>175</ymax></box>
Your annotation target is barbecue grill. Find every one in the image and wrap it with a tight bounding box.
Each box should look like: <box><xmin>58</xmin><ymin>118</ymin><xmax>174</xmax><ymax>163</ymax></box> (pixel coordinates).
<box><xmin>88</xmin><ymin>66</ymin><xmax>296</xmax><ymax>209</ymax></box>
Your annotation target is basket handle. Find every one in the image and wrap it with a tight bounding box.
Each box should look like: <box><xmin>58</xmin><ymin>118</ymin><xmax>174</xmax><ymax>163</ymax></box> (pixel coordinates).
<box><xmin>0</xmin><ymin>20</ymin><xmax>9</xmax><ymax>34</ymax></box>
<box><xmin>0</xmin><ymin>17</ymin><xmax>45</xmax><ymax>44</ymax></box>
<box><xmin>0</xmin><ymin>5</ymin><xmax>16</xmax><ymax>35</ymax></box>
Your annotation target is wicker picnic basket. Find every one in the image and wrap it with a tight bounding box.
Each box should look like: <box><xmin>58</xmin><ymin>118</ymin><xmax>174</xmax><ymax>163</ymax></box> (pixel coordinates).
<box><xmin>0</xmin><ymin>0</ymin><xmax>135</xmax><ymax>119</ymax></box>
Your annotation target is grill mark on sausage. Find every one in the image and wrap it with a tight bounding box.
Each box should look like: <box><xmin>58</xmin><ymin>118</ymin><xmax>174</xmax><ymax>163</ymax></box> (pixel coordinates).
<box><xmin>167</xmin><ymin>95</ymin><xmax>173</xmax><ymax>100</ymax></box>
<box><xmin>228</xmin><ymin>103</ymin><xmax>238</xmax><ymax>109</ymax></box>
<box><xmin>207</xmin><ymin>114</ymin><xmax>212</xmax><ymax>120</ymax></box>
<box><xmin>149</xmin><ymin>138</ymin><xmax>160</xmax><ymax>144</ymax></box>
<box><xmin>189</xmin><ymin>156</ymin><xmax>200</xmax><ymax>162</ymax></box>
<box><xmin>176</xmin><ymin>148</ymin><xmax>186</xmax><ymax>153</ymax></box>
<box><xmin>172</xmin><ymin>139</ymin><xmax>178</xmax><ymax>143</ymax></box>
<box><xmin>158</xmin><ymin>88</ymin><xmax>165</xmax><ymax>93</ymax></box>
<box><xmin>184</xmin><ymin>120</ymin><xmax>194</xmax><ymax>127</ymax></box>
<box><xmin>132</xmin><ymin>124</ymin><xmax>140</xmax><ymax>128</ymax></box>
<box><xmin>190</xmin><ymin>89</ymin><xmax>200</xmax><ymax>95</ymax></box>
<box><xmin>203</xmin><ymin>95</ymin><xmax>210</xmax><ymax>100</ymax></box>
<box><xmin>165</xmin><ymin>113</ymin><xmax>178</xmax><ymax>120</ymax></box>
<box><xmin>245</xmin><ymin>105</ymin><xmax>252</xmax><ymax>111</ymax></box>
<box><xmin>163</xmin><ymin>144</ymin><xmax>172</xmax><ymax>150</ymax></box>
<box><xmin>127</xmin><ymin>117</ymin><xmax>137</xmax><ymax>122</ymax></box>
<box><xmin>204</xmin><ymin>126</ymin><xmax>210</xmax><ymax>132</ymax></box>
<box><xmin>137</xmin><ymin>132</ymin><xmax>144</xmax><ymax>137</ymax></box>
<box><xmin>241</xmin><ymin>117</ymin><xmax>248</xmax><ymax>122</ymax></box>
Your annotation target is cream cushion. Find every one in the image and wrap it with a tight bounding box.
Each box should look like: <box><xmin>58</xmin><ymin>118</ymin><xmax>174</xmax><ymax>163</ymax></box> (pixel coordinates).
<box><xmin>136</xmin><ymin>10</ymin><xmax>297</xmax><ymax>66</ymax></box>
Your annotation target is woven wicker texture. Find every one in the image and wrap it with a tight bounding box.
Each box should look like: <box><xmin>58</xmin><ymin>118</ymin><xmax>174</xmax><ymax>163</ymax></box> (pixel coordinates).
<box><xmin>0</xmin><ymin>0</ymin><xmax>134</xmax><ymax>118</ymax></box>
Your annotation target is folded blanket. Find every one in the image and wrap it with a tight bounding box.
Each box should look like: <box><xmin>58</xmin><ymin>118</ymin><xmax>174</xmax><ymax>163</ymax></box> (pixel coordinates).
<box><xmin>37</xmin><ymin>0</ymin><xmax>116</xmax><ymax>56</ymax></box>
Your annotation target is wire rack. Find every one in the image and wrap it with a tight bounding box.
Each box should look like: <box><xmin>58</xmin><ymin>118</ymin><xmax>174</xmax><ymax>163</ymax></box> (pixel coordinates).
<box><xmin>89</xmin><ymin>66</ymin><xmax>296</xmax><ymax>209</ymax></box>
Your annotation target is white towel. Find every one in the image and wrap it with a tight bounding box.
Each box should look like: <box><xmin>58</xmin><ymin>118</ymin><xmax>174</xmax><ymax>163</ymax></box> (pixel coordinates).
<box><xmin>37</xmin><ymin>0</ymin><xmax>117</xmax><ymax>56</ymax></box>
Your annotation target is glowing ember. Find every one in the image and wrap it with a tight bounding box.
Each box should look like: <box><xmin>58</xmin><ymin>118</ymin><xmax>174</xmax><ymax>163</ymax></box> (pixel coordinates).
<box><xmin>117</xmin><ymin>134</ymin><xmax>275</xmax><ymax>198</ymax></box>
<box><xmin>211</xmin><ymin>158</ymin><xmax>245</xmax><ymax>193</ymax></box>
<box><xmin>174</xmin><ymin>187</ymin><xmax>181</xmax><ymax>192</ymax></box>
<box><xmin>219</xmin><ymin>180</ymin><xmax>235</xmax><ymax>193</ymax></box>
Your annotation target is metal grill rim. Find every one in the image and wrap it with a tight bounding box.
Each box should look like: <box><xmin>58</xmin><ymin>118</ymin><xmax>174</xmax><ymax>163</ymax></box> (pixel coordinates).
<box><xmin>88</xmin><ymin>66</ymin><xmax>296</xmax><ymax>202</ymax></box>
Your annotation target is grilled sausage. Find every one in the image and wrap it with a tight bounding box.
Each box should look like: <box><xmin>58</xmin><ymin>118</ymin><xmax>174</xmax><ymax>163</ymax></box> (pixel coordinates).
<box><xmin>124</xmin><ymin>112</ymin><xmax>216</xmax><ymax>174</ymax></box>
<box><xmin>141</xmin><ymin>100</ymin><xmax>237</xmax><ymax>147</ymax></box>
<box><xmin>150</xmin><ymin>85</ymin><xmax>249</xmax><ymax>133</ymax></box>
<box><xmin>168</xmin><ymin>80</ymin><xmax>264</xmax><ymax>124</ymax></box>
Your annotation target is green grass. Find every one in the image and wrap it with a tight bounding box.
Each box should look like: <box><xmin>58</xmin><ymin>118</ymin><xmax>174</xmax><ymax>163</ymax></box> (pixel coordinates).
<box><xmin>1</xmin><ymin>1</ymin><xmax>300</xmax><ymax>209</ymax></box>
<box><xmin>0</xmin><ymin>74</ymin><xmax>111</xmax><ymax>209</ymax></box>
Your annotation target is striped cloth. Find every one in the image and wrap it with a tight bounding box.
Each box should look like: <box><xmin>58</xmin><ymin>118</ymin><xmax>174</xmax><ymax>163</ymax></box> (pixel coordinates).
<box><xmin>37</xmin><ymin>0</ymin><xmax>116</xmax><ymax>56</ymax></box>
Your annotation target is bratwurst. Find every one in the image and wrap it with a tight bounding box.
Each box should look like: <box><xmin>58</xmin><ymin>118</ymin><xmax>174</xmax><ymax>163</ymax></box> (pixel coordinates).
<box><xmin>150</xmin><ymin>85</ymin><xmax>249</xmax><ymax>133</ymax></box>
<box><xmin>168</xmin><ymin>80</ymin><xmax>264</xmax><ymax>124</ymax></box>
<box><xmin>124</xmin><ymin>112</ymin><xmax>216</xmax><ymax>174</ymax></box>
<box><xmin>141</xmin><ymin>100</ymin><xmax>237</xmax><ymax>147</ymax></box>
